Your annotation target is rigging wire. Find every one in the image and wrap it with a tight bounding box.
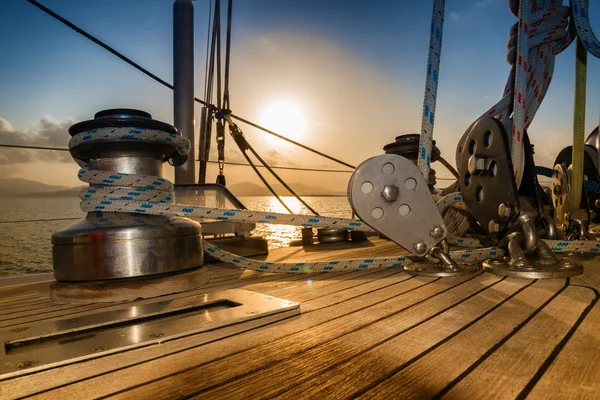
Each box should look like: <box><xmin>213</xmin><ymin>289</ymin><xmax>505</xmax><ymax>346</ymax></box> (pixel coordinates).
<box><xmin>0</xmin><ymin>142</ymin><xmax>457</xmax><ymax>178</ymax></box>
<box><xmin>203</xmin><ymin>0</ymin><xmax>213</xmax><ymax>98</ymax></box>
<box><xmin>0</xmin><ymin>143</ymin><xmax>68</xmax><ymax>151</ymax></box>
<box><xmin>215</xmin><ymin>0</ymin><xmax>228</xmax><ymax>185</ymax></box>
<box><xmin>0</xmin><ymin>143</ymin><xmax>360</xmax><ymax>175</ymax></box>
<box><xmin>239</xmin><ymin>150</ymin><xmax>294</xmax><ymax>213</ymax></box>
<box><xmin>228</xmin><ymin>121</ymin><xmax>320</xmax><ymax>215</ymax></box>
<box><xmin>223</xmin><ymin>0</ymin><xmax>233</xmax><ymax>112</ymax></box>
<box><xmin>0</xmin><ymin>217</ymin><xmax>80</xmax><ymax>224</ymax></box>
<box><xmin>25</xmin><ymin>0</ymin><xmax>355</xmax><ymax>170</ymax></box>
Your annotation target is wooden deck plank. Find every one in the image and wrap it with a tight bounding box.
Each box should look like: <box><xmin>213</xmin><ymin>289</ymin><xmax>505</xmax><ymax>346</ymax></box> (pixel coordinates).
<box><xmin>187</xmin><ymin>276</ymin><xmax>520</xmax><ymax>400</ymax></box>
<box><xmin>21</xmin><ymin>274</ymin><xmax>441</xmax><ymax>399</ymax></box>
<box><xmin>2</xmin><ymin>266</ymin><xmax>413</xmax><ymax>397</ymax></box>
<box><xmin>96</xmin><ymin>275</ymin><xmax>496</xmax><ymax>399</ymax></box>
<box><xmin>351</xmin><ymin>279</ymin><xmax>566</xmax><ymax>399</ymax></box>
<box><xmin>528</xmin><ymin>290</ymin><xmax>600</xmax><ymax>399</ymax></box>
<box><xmin>1</xmin><ymin>237</ymin><xmax>600</xmax><ymax>399</ymax></box>
<box><xmin>441</xmin><ymin>284</ymin><xmax>597</xmax><ymax>400</ymax></box>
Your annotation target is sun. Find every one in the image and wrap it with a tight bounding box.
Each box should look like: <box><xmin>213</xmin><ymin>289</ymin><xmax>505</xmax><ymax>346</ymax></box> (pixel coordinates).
<box><xmin>259</xmin><ymin>101</ymin><xmax>307</xmax><ymax>144</ymax></box>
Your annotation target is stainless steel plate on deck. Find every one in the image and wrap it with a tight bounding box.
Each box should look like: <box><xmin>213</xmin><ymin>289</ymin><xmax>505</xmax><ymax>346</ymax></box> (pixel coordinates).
<box><xmin>0</xmin><ymin>289</ymin><xmax>299</xmax><ymax>379</ymax></box>
<box><xmin>483</xmin><ymin>257</ymin><xmax>583</xmax><ymax>279</ymax></box>
<box><xmin>404</xmin><ymin>262</ymin><xmax>480</xmax><ymax>277</ymax></box>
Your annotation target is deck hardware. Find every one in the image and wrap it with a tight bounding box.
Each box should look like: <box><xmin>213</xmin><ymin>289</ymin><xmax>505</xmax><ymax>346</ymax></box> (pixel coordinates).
<box><xmin>552</xmin><ymin>163</ymin><xmax>572</xmax><ymax>229</ymax></box>
<box><xmin>316</xmin><ymin>228</ymin><xmax>349</xmax><ymax>244</ymax></box>
<box><xmin>348</xmin><ymin>154</ymin><xmax>446</xmax><ymax>255</ymax></box>
<box><xmin>483</xmin><ymin>214</ymin><xmax>584</xmax><ymax>279</ymax></box>
<box><xmin>383</xmin><ymin>134</ymin><xmax>440</xmax><ymax>190</ymax></box>
<box><xmin>539</xmin><ymin>213</ymin><xmax>560</xmax><ymax>240</ymax></box>
<box><xmin>52</xmin><ymin>109</ymin><xmax>205</xmax><ymax>284</ymax></box>
<box><xmin>0</xmin><ymin>289</ymin><xmax>299</xmax><ymax>379</ymax></box>
<box><xmin>554</xmin><ymin>143</ymin><xmax>600</xmax><ymax>223</ymax></box>
<box><xmin>382</xmin><ymin>185</ymin><xmax>399</xmax><ymax>202</ymax></box>
<box><xmin>17</xmin><ymin>361</ymin><xmax>38</xmax><ymax>369</ymax></box>
<box><xmin>404</xmin><ymin>238</ymin><xmax>480</xmax><ymax>277</ymax></box>
<box><xmin>551</xmin><ymin>163</ymin><xmax>596</xmax><ymax>241</ymax></box>
<box><xmin>459</xmin><ymin>117</ymin><xmax>520</xmax><ymax>240</ymax></box>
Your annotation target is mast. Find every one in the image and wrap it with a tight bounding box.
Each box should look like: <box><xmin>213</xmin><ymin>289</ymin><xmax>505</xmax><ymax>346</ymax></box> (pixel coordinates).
<box><xmin>173</xmin><ymin>0</ymin><xmax>196</xmax><ymax>184</ymax></box>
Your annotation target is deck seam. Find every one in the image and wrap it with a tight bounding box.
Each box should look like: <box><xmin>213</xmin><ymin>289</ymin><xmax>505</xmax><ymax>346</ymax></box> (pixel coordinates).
<box><xmin>515</xmin><ymin>283</ymin><xmax>600</xmax><ymax>399</ymax></box>
<box><xmin>9</xmin><ymin>273</ymin><xmax>420</xmax><ymax>393</ymax></box>
<box><xmin>103</xmin><ymin>275</ymin><xmax>489</xmax><ymax>398</ymax></box>
<box><xmin>346</xmin><ymin>278</ymin><xmax>539</xmax><ymax>399</ymax></box>
<box><xmin>429</xmin><ymin>279</ymin><xmax>568</xmax><ymax>399</ymax></box>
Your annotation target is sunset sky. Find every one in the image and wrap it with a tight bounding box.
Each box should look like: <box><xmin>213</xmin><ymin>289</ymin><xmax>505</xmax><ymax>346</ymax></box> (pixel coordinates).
<box><xmin>0</xmin><ymin>0</ymin><xmax>599</xmax><ymax>192</ymax></box>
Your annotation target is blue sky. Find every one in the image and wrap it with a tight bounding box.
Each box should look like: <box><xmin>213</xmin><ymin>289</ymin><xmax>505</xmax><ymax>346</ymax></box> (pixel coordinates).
<box><xmin>0</xmin><ymin>0</ymin><xmax>598</xmax><ymax>188</ymax></box>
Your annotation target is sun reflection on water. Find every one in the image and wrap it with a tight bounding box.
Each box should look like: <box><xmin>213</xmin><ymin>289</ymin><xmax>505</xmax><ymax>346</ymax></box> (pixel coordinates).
<box><xmin>243</xmin><ymin>196</ymin><xmax>352</xmax><ymax>250</ymax></box>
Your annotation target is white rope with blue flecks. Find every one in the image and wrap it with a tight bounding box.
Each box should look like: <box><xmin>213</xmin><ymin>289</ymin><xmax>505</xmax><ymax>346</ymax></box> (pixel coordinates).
<box><xmin>70</xmin><ymin>127</ymin><xmax>600</xmax><ymax>273</ymax></box>
<box><xmin>417</xmin><ymin>0</ymin><xmax>445</xmax><ymax>182</ymax></box>
<box><xmin>70</xmin><ymin>127</ymin><xmax>506</xmax><ymax>273</ymax></box>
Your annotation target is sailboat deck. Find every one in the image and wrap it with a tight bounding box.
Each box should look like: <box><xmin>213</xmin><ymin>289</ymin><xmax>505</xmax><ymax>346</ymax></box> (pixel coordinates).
<box><xmin>1</xmin><ymin>238</ymin><xmax>599</xmax><ymax>399</ymax></box>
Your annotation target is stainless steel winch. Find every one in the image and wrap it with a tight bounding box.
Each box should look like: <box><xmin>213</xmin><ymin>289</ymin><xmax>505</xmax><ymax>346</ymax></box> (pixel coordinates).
<box><xmin>52</xmin><ymin>109</ymin><xmax>204</xmax><ymax>282</ymax></box>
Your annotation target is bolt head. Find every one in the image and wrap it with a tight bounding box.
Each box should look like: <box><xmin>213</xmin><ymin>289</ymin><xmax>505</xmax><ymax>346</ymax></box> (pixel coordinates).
<box><xmin>498</xmin><ymin>203</ymin><xmax>511</xmax><ymax>218</ymax></box>
<box><xmin>414</xmin><ymin>241</ymin><xmax>427</xmax><ymax>254</ymax></box>
<box><xmin>488</xmin><ymin>220</ymin><xmax>500</xmax><ymax>233</ymax></box>
<box><xmin>468</xmin><ymin>155</ymin><xmax>486</xmax><ymax>175</ymax></box>
<box><xmin>430</xmin><ymin>226</ymin><xmax>444</xmax><ymax>238</ymax></box>
<box><xmin>382</xmin><ymin>185</ymin><xmax>399</xmax><ymax>202</ymax></box>
<box><xmin>553</xmin><ymin>185</ymin><xmax>562</xmax><ymax>195</ymax></box>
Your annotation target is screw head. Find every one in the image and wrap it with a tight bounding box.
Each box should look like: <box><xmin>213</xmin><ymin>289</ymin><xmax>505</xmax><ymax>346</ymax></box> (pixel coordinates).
<box><xmin>488</xmin><ymin>220</ymin><xmax>500</xmax><ymax>233</ymax></box>
<box><xmin>468</xmin><ymin>155</ymin><xmax>486</xmax><ymax>175</ymax></box>
<box><xmin>498</xmin><ymin>203</ymin><xmax>511</xmax><ymax>218</ymax></box>
<box><xmin>382</xmin><ymin>185</ymin><xmax>399</xmax><ymax>202</ymax></box>
<box><xmin>17</xmin><ymin>360</ymin><xmax>38</xmax><ymax>369</ymax></box>
<box><xmin>414</xmin><ymin>241</ymin><xmax>427</xmax><ymax>254</ymax></box>
<box><xmin>553</xmin><ymin>184</ymin><xmax>562</xmax><ymax>195</ymax></box>
<box><xmin>430</xmin><ymin>226</ymin><xmax>444</xmax><ymax>238</ymax></box>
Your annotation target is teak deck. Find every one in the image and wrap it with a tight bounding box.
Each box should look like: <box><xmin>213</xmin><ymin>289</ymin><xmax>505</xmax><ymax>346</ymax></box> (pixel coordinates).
<box><xmin>1</xmin><ymin>238</ymin><xmax>599</xmax><ymax>399</ymax></box>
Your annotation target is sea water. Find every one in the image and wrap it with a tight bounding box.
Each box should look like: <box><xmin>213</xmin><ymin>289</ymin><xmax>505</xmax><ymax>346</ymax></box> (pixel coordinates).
<box><xmin>0</xmin><ymin>196</ymin><xmax>352</xmax><ymax>277</ymax></box>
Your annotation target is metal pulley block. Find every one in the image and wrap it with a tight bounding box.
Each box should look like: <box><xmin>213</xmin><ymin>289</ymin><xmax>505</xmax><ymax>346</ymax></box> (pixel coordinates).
<box><xmin>554</xmin><ymin>143</ymin><xmax>600</xmax><ymax>222</ymax></box>
<box><xmin>551</xmin><ymin>163</ymin><xmax>595</xmax><ymax>241</ymax></box>
<box><xmin>317</xmin><ymin>228</ymin><xmax>349</xmax><ymax>244</ymax></box>
<box><xmin>483</xmin><ymin>214</ymin><xmax>583</xmax><ymax>279</ymax></box>
<box><xmin>348</xmin><ymin>154</ymin><xmax>447</xmax><ymax>255</ymax></box>
<box><xmin>458</xmin><ymin>117</ymin><xmax>520</xmax><ymax>240</ymax></box>
<box><xmin>551</xmin><ymin>163</ymin><xmax>572</xmax><ymax>228</ymax></box>
<box><xmin>348</xmin><ymin>154</ymin><xmax>479</xmax><ymax>277</ymax></box>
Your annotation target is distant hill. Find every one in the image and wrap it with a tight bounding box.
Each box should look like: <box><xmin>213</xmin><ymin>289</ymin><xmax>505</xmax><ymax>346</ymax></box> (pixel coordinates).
<box><xmin>25</xmin><ymin>187</ymin><xmax>82</xmax><ymax>198</ymax></box>
<box><xmin>0</xmin><ymin>178</ymin><xmax>343</xmax><ymax>198</ymax></box>
<box><xmin>0</xmin><ymin>178</ymin><xmax>72</xmax><ymax>198</ymax></box>
<box><xmin>227</xmin><ymin>181</ymin><xmax>344</xmax><ymax>196</ymax></box>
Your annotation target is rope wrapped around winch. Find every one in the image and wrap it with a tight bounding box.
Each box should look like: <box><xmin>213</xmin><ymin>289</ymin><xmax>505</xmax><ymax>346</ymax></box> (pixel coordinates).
<box><xmin>70</xmin><ymin>127</ymin><xmax>600</xmax><ymax>273</ymax></box>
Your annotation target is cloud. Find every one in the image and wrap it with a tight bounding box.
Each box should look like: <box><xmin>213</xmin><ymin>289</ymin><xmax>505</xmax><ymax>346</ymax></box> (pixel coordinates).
<box><xmin>475</xmin><ymin>0</ymin><xmax>495</xmax><ymax>7</ymax></box>
<box><xmin>449</xmin><ymin>12</ymin><xmax>460</xmax><ymax>22</ymax></box>
<box><xmin>0</xmin><ymin>115</ymin><xmax>76</xmax><ymax>165</ymax></box>
<box><xmin>0</xmin><ymin>118</ymin><xmax>13</xmax><ymax>131</ymax></box>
